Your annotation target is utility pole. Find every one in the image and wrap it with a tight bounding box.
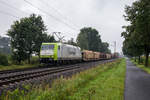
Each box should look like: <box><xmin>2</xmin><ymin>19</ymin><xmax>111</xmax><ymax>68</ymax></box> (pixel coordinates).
<box><xmin>110</xmin><ymin>41</ymin><xmax>116</xmax><ymax>53</ymax></box>
<box><xmin>114</xmin><ymin>41</ymin><xmax>116</xmax><ymax>53</ymax></box>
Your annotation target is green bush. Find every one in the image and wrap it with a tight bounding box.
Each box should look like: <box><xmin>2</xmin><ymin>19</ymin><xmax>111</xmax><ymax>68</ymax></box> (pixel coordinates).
<box><xmin>0</xmin><ymin>53</ymin><xmax>9</xmax><ymax>66</ymax></box>
<box><xmin>22</xmin><ymin>56</ymin><xmax>39</xmax><ymax>64</ymax></box>
<box><xmin>30</xmin><ymin>56</ymin><xmax>39</xmax><ymax>64</ymax></box>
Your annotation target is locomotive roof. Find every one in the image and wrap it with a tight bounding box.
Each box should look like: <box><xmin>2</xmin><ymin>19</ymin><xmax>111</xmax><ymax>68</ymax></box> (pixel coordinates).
<box><xmin>42</xmin><ymin>42</ymin><xmax>81</xmax><ymax>49</ymax></box>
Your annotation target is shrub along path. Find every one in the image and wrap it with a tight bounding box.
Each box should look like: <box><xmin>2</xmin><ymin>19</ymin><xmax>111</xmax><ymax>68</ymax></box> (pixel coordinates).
<box><xmin>124</xmin><ymin>58</ymin><xmax>150</xmax><ymax>100</ymax></box>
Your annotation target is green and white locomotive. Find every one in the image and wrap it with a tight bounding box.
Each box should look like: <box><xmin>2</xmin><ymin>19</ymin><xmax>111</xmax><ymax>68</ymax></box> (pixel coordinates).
<box><xmin>40</xmin><ymin>43</ymin><xmax>82</xmax><ymax>64</ymax></box>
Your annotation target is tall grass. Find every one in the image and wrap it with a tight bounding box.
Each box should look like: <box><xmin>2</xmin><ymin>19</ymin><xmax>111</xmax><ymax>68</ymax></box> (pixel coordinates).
<box><xmin>0</xmin><ymin>56</ymin><xmax>39</xmax><ymax>71</ymax></box>
<box><xmin>0</xmin><ymin>53</ymin><xmax>9</xmax><ymax>66</ymax></box>
<box><xmin>131</xmin><ymin>58</ymin><xmax>150</xmax><ymax>74</ymax></box>
<box><xmin>132</xmin><ymin>57</ymin><xmax>150</xmax><ymax>66</ymax></box>
<box><xmin>2</xmin><ymin>59</ymin><xmax>126</xmax><ymax>100</ymax></box>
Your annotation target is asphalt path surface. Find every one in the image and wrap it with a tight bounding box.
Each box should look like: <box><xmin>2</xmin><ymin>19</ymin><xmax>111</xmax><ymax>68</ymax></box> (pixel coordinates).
<box><xmin>124</xmin><ymin>58</ymin><xmax>150</xmax><ymax>100</ymax></box>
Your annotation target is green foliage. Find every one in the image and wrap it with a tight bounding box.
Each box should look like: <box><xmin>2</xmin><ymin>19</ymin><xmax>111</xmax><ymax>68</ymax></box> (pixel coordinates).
<box><xmin>122</xmin><ymin>0</ymin><xmax>150</xmax><ymax>66</ymax></box>
<box><xmin>42</xmin><ymin>34</ymin><xmax>56</xmax><ymax>43</ymax></box>
<box><xmin>0</xmin><ymin>53</ymin><xmax>9</xmax><ymax>66</ymax></box>
<box><xmin>131</xmin><ymin>58</ymin><xmax>150</xmax><ymax>73</ymax></box>
<box><xmin>1</xmin><ymin>59</ymin><xmax>125</xmax><ymax>100</ymax></box>
<box><xmin>100</xmin><ymin>42</ymin><xmax>111</xmax><ymax>53</ymax></box>
<box><xmin>29</xmin><ymin>56</ymin><xmax>39</xmax><ymax>64</ymax></box>
<box><xmin>7</xmin><ymin>14</ymin><xmax>55</xmax><ymax>64</ymax></box>
<box><xmin>77</xmin><ymin>27</ymin><xmax>101</xmax><ymax>51</ymax></box>
<box><xmin>77</xmin><ymin>27</ymin><xmax>111</xmax><ymax>53</ymax></box>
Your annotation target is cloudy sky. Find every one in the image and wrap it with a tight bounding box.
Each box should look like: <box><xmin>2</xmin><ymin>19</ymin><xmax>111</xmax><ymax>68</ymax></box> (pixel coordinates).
<box><xmin>0</xmin><ymin>0</ymin><xmax>135</xmax><ymax>53</ymax></box>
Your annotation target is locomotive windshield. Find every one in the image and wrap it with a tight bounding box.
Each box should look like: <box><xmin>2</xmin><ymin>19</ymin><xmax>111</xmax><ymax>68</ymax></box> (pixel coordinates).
<box><xmin>41</xmin><ymin>44</ymin><xmax>54</xmax><ymax>50</ymax></box>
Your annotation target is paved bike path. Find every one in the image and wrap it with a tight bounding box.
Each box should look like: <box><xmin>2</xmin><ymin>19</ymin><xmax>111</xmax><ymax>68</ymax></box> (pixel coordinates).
<box><xmin>124</xmin><ymin>59</ymin><xmax>150</xmax><ymax>100</ymax></box>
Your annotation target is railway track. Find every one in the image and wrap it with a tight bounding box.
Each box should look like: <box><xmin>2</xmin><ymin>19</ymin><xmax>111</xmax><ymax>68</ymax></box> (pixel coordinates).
<box><xmin>0</xmin><ymin>62</ymin><xmax>84</xmax><ymax>75</ymax></box>
<box><xmin>0</xmin><ymin>59</ymin><xmax>116</xmax><ymax>94</ymax></box>
<box><xmin>0</xmin><ymin>64</ymin><xmax>82</xmax><ymax>86</ymax></box>
<box><xmin>0</xmin><ymin>64</ymin><xmax>54</xmax><ymax>75</ymax></box>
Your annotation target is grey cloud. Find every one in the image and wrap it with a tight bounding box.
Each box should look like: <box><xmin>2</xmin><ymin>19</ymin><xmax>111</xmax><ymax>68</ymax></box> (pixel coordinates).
<box><xmin>0</xmin><ymin>0</ymin><xmax>135</xmax><ymax>53</ymax></box>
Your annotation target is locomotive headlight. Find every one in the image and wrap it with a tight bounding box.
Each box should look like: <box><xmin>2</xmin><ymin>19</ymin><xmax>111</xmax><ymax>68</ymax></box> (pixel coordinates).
<box><xmin>47</xmin><ymin>51</ymin><xmax>54</xmax><ymax>55</ymax></box>
<box><xmin>40</xmin><ymin>50</ymin><xmax>54</xmax><ymax>56</ymax></box>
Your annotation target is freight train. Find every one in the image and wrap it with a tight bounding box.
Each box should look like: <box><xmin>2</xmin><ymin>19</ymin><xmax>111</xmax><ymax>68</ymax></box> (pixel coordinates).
<box><xmin>40</xmin><ymin>42</ymin><xmax>118</xmax><ymax>64</ymax></box>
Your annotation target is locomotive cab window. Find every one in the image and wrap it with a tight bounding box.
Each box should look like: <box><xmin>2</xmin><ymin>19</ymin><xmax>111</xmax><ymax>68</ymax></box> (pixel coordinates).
<box><xmin>41</xmin><ymin>44</ymin><xmax>54</xmax><ymax>50</ymax></box>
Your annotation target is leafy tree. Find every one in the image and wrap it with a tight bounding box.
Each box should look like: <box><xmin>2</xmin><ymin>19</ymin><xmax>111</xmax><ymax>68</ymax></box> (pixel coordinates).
<box><xmin>43</xmin><ymin>34</ymin><xmax>56</xmax><ymax>43</ymax></box>
<box><xmin>100</xmin><ymin>42</ymin><xmax>111</xmax><ymax>54</ymax></box>
<box><xmin>122</xmin><ymin>25</ymin><xmax>144</xmax><ymax>63</ymax></box>
<box><xmin>8</xmin><ymin>14</ymin><xmax>50</xmax><ymax>64</ymax></box>
<box><xmin>122</xmin><ymin>0</ymin><xmax>150</xmax><ymax>66</ymax></box>
<box><xmin>77</xmin><ymin>27</ymin><xmax>102</xmax><ymax>52</ymax></box>
<box><xmin>77</xmin><ymin>27</ymin><xmax>111</xmax><ymax>53</ymax></box>
<box><xmin>134</xmin><ymin>0</ymin><xmax>150</xmax><ymax>66</ymax></box>
<box><xmin>0</xmin><ymin>52</ymin><xmax>9</xmax><ymax>66</ymax></box>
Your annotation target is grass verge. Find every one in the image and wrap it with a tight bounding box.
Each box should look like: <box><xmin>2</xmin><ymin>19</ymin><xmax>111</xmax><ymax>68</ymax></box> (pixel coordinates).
<box><xmin>2</xmin><ymin>58</ymin><xmax>126</xmax><ymax>100</ymax></box>
<box><xmin>0</xmin><ymin>64</ymin><xmax>39</xmax><ymax>71</ymax></box>
<box><xmin>131</xmin><ymin>59</ymin><xmax>150</xmax><ymax>74</ymax></box>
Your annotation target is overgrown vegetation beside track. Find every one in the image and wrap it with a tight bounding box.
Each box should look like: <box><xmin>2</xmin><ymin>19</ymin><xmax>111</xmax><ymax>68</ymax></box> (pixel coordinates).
<box><xmin>0</xmin><ymin>56</ymin><xmax>39</xmax><ymax>71</ymax></box>
<box><xmin>0</xmin><ymin>53</ymin><xmax>9</xmax><ymax>66</ymax></box>
<box><xmin>1</xmin><ymin>58</ymin><xmax>126</xmax><ymax>100</ymax></box>
<box><xmin>0</xmin><ymin>64</ymin><xmax>39</xmax><ymax>71</ymax></box>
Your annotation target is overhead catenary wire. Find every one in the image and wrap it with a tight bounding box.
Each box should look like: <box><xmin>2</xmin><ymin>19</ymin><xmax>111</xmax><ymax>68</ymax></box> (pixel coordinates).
<box><xmin>24</xmin><ymin>0</ymin><xmax>79</xmax><ymax>41</ymax></box>
<box><xmin>41</xmin><ymin>0</ymin><xmax>80</xmax><ymax>38</ymax></box>
<box><xmin>41</xmin><ymin>0</ymin><xmax>80</xmax><ymax>29</ymax></box>
<box><xmin>0</xmin><ymin>0</ymin><xmax>29</xmax><ymax>15</ymax></box>
<box><xmin>0</xmin><ymin>10</ymin><xmax>19</xmax><ymax>19</ymax></box>
<box><xmin>23</xmin><ymin>0</ymin><xmax>78</xmax><ymax>31</ymax></box>
<box><xmin>0</xmin><ymin>1</ymin><xmax>69</xmax><ymax>38</ymax></box>
<box><xmin>0</xmin><ymin>4</ymin><xmax>59</xmax><ymax>35</ymax></box>
<box><xmin>0</xmin><ymin>0</ymin><xmax>74</xmax><ymax>35</ymax></box>
<box><xmin>0</xmin><ymin>0</ymin><xmax>79</xmax><ymax>41</ymax></box>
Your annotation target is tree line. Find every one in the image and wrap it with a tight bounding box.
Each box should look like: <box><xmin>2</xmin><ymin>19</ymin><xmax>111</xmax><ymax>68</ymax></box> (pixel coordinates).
<box><xmin>6</xmin><ymin>14</ymin><xmax>110</xmax><ymax>64</ymax></box>
<box><xmin>77</xmin><ymin>27</ymin><xmax>111</xmax><ymax>53</ymax></box>
<box><xmin>122</xmin><ymin>0</ymin><xmax>150</xmax><ymax>66</ymax></box>
<box><xmin>7</xmin><ymin>14</ymin><xmax>55</xmax><ymax>64</ymax></box>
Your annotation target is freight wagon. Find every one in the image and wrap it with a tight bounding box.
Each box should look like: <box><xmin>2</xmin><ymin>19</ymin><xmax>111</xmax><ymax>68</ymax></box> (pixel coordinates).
<box><xmin>82</xmin><ymin>50</ymin><xmax>94</xmax><ymax>61</ymax></box>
